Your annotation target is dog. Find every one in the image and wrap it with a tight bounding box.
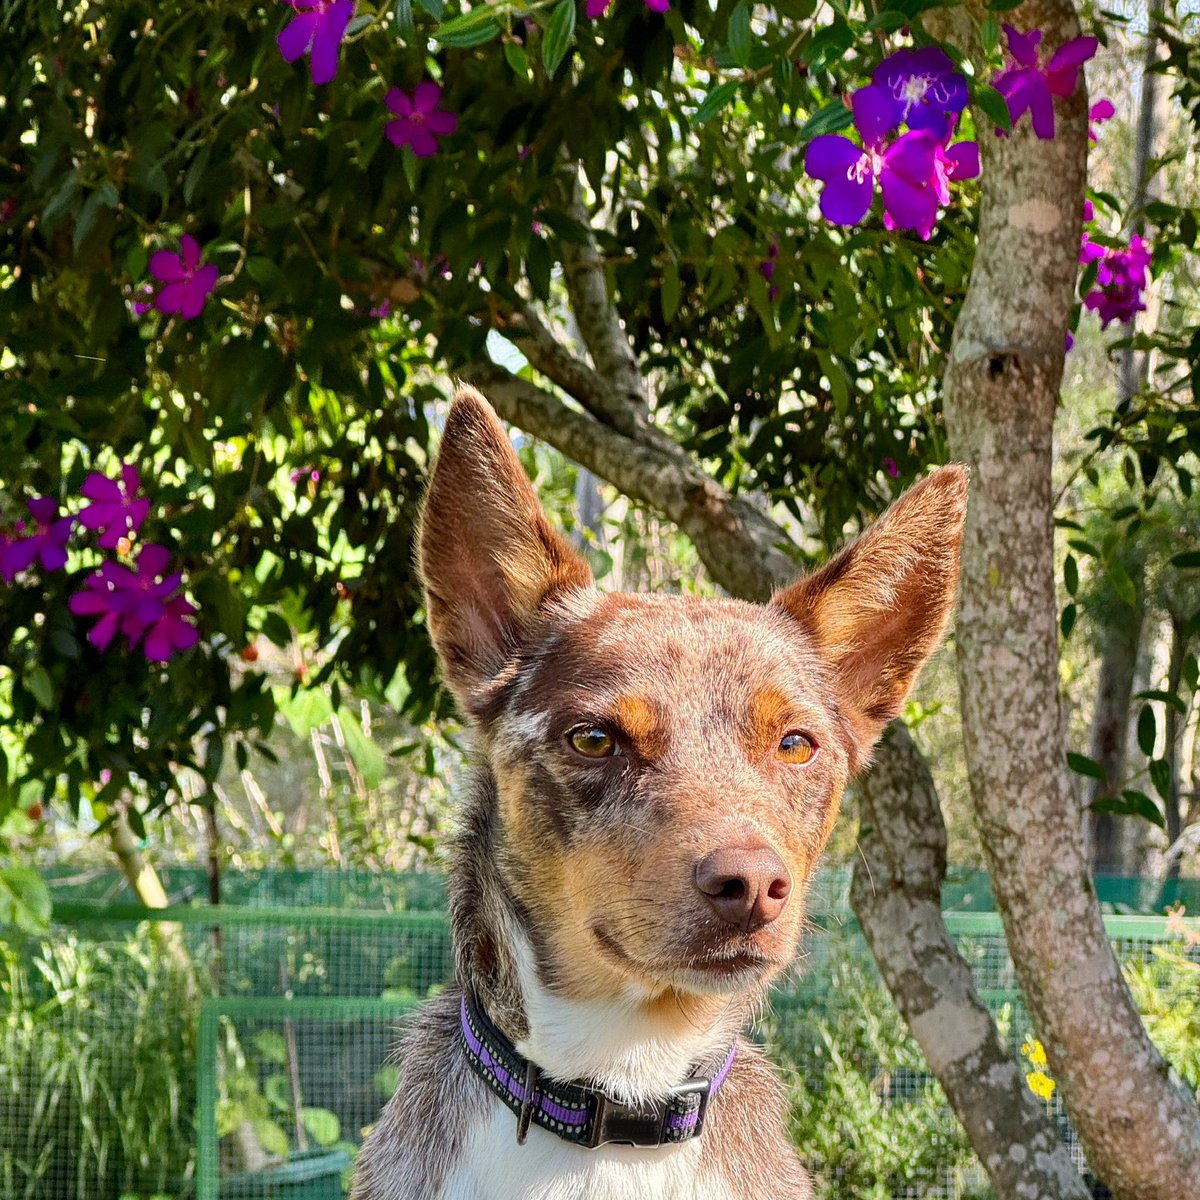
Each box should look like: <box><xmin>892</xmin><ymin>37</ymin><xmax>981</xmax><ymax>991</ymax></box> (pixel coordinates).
<box><xmin>350</xmin><ymin>386</ymin><xmax>967</xmax><ymax>1200</ymax></box>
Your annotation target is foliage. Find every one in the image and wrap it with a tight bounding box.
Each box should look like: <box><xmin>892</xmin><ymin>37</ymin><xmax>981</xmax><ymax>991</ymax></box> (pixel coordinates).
<box><xmin>767</xmin><ymin>929</ymin><xmax>983</xmax><ymax>1199</ymax></box>
<box><xmin>0</xmin><ymin>930</ymin><xmax>198</xmax><ymax>1199</ymax></box>
<box><xmin>1124</xmin><ymin>942</ymin><xmax>1200</xmax><ymax>1093</ymax></box>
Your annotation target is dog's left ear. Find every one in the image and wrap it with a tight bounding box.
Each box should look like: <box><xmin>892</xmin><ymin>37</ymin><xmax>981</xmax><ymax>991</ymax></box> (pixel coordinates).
<box><xmin>773</xmin><ymin>465</ymin><xmax>968</xmax><ymax>762</ymax></box>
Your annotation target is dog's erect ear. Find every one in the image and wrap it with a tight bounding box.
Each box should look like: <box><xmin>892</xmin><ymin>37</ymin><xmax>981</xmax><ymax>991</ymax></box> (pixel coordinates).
<box><xmin>773</xmin><ymin>465</ymin><xmax>968</xmax><ymax>760</ymax></box>
<box><xmin>418</xmin><ymin>386</ymin><xmax>593</xmax><ymax>714</ymax></box>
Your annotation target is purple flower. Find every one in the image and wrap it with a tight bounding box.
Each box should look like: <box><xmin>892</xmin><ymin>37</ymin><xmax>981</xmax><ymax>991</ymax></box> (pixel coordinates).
<box><xmin>0</xmin><ymin>498</ymin><xmax>74</xmax><ymax>581</ymax></box>
<box><xmin>385</xmin><ymin>82</ymin><xmax>458</xmax><ymax>157</ymax></box>
<box><xmin>804</xmin><ymin>86</ymin><xmax>940</xmax><ymax>238</ymax></box>
<box><xmin>77</xmin><ymin>464</ymin><xmax>150</xmax><ymax>550</ymax></box>
<box><xmin>277</xmin><ymin>0</ymin><xmax>354</xmax><ymax>86</ymax></box>
<box><xmin>871</xmin><ymin>47</ymin><xmax>967</xmax><ymax>139</ymax></box>
<box><xmin>586</xmin><ymin>0</ymin><xmax>668</xmax><ymax>15</ymax></box>
<box><xmin>759</xmin><ymin>238</ymin><xmax>780</xmax><ymax>302</ymax></box>
<box><xmin>1089</xmin><ymin>98</ymin><xmax>1115</xmax><ymax>142</ymax></box>
<box><xmin>149</xmin><ymin>235</ymin><xmax>219</xmax><ymax>320</ymax></box>
<box><xmin>883</xmin><ymin>457</ymin><xmax>900</xmax><ymax>478</ymax></box>
<box><xmin>993</xmin><ymin>25</ymin><xmax>1098</xmax><ymax>139</ymax></box>
<box><xmin>1082</xmin><ymin>235</ymin><xmax>1151</xmax><ymax>328</ymax></box>
<box><xmin>932</xmin><ymin>137</ymin><xmax>980</xmax><ymax>206</ymax></box>
<box><xmin>369</xmin><ymin>299</ymin><xmax>391</xmax><ymax>319</ymax></box>
<box><xmin>69</xmin><ymin>544</ymin><xmax>199</xmax><ymax>661</ymax></box>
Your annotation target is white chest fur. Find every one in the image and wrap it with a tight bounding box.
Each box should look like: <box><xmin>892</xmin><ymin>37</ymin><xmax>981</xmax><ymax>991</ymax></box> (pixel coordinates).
<box><xmin>437</xmin><ymin>1105</ymin><xmax>733</xmax><ymax>1200</ymax></box>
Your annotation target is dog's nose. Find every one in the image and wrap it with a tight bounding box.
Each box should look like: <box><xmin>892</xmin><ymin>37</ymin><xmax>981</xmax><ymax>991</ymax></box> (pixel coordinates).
<box><xmin>694</xmin><ymin>845</ymin><xmax>792</xmax><ymax>930</ymax></box>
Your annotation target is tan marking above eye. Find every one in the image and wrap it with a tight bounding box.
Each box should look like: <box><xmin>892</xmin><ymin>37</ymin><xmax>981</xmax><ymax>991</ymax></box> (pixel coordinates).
<box><xmin>568</xmin><ymin>725</ymin><xmax>617</xmax><ymax>759</ymax></box>
<box><xmin>778</xmin><ymin>731</ymin><xmax>817</xmax><ymax>765</ymax></box>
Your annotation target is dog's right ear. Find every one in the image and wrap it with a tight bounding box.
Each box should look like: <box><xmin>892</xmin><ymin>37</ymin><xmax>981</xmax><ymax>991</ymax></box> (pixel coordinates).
<box><xmin>418</xmin><ymin>387</ymin><xmax>593</xmax><ymax>716</ymax></box>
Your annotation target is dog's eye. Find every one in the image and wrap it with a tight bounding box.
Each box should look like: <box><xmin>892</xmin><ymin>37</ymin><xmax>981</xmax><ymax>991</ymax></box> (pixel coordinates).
<box><xmin>567</xmin><ymin>725</ymin><xmax>617</xmax><ymax>759</ymax></box>
<box><xmin>778</xmin><ymin>731</ymin><xmax>817</xmax><ymax>765</ymax></box>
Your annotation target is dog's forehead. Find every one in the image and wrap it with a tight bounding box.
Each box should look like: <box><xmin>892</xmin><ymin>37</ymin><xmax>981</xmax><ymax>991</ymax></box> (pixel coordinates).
<box><xmin>523</xmin><ymin>589</ymin><xmax>826</xmax><ymax>702</ymax></box>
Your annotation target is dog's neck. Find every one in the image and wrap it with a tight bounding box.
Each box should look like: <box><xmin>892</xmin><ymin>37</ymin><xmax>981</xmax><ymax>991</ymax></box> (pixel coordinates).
<box><xmin>449</xmin><ymin>768</ymin><xmax>752</xmax><ymax>1105</ymax></box>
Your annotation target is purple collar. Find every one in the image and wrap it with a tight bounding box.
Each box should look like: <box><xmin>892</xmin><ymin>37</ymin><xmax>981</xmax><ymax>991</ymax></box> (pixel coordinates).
<box><xmin>459</xmin><ymin>993</ymin><xmax>737</xmax><ymax>1150</ymax></box>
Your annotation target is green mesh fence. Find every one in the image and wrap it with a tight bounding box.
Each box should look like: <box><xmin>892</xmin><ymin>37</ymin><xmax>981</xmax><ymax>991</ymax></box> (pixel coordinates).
<box><xmin>2</xmin><ymin>871</ymin><xmax>1197</xmax><ymax>1200</ymax></box>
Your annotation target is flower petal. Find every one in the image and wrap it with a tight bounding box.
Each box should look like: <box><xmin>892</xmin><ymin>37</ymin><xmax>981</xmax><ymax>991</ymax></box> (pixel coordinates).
<box><xmin>180</xmin><ymin>235</ymin><xmax>202</xmax><ymax>271</ymax></box>
<box><xmin>413</xmin><ymin>81</ymin><xmax>444</xmax><ymax>114</ymax></box>
<box><xmin>154</xmin><ymin>281</ymin><xmax>189</xmax><ymax>315</ymax></box>
<box><xmin>852</xmin><ymin>84</ymin><xmax>902</xmax><ymax>147</ymax></box>
<box><xmin>27</xmin><ymin>497</ymin><xmax>58</xmax><ymax>526</ymax></box>
<box><xmin>409</xmin><ymin>127</ymin><xmax>439</xmax><ymax>158</ymax></box>
<box><xmin>1047</xmin><ymin>35</ymin><xmax>1098</xmax><ymax>74</ymax></box>
<box><xmin>1003</xmin><ymin>25</ymin><xmax>1041</xmax><ymax>68</ymax></box>
<box><xmin>804</xmin><ymin>135</ymin><xmax>864</xmax><ymax>182</ymax></box>
<box><xmin>385</xmin><ymin>118</ymin><xmax>415</xmax><ymax>149</ymax></box>
<box><xmin>87</xmin><ymin>611</ymin><xmax>121</xmax><ymax>652</ymax></box>
<box><xmin>880</xmin><ymin>169</ymin><xmax>938</xmax><ymax>238</ymax></box>
<box><xmin>277</xmin><ymin>12</ymin><xmax>319</xmax><ymax>63</ymax></box>
<box><xmin>819</xmin><ymin>172</ymin><xmax>874</xmax><ymax>227</ymax></box>
<box><xmin>138</xmin><ymin>544</ymin><xmax>172</xmax><ymax>578</ymax></box>
<box><xmin>883</xmin><ymin>130</ymin><xmax>937</xmax><ymax>186</ymax></box>
<box><xmin>944</xmin><ymin>140</ymin><xmax>980</xmax><ymax>182</ymax></box>
<box><xmin>426</xmin><ymin>109</ymin><xmax>458</xmax><ymax>136</ymax></box>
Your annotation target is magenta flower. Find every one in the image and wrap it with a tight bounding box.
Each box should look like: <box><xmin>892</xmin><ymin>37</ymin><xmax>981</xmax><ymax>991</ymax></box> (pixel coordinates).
<box><xmin>1089</xmin><ymin>98</ymin><xmax>1115</xmax><ymax>142</ymax></box>
<box><xmin>759</xmin><ymin>237</ymin><xmax>781</xmax><ymax>301</ymax></box>
<box><xmin>932</xmin><ymin>138</ymin><xmax>980</xmax><ymax>206</ymax></box>
<box><xmin>385</xmin><ymin>82</ymin><xmax>458</xmax><ymax>158</ymax></box>
<box><xmin>804</xmin><ymin>86</ymin><xmax>940</xmax><ymax>237</ymax></box>
<box><xmin>882</xmin><ymin>457</ymin><xmax>900</xmax><ymax>478</ymax></box>
<box><xmin>872</xmin><ymin>47</ymin><xmax>967</xmax><ymax>138</ymax></box>
<box><xmin>149</xmin><ymin>235</ymin><xmax>219</xmax><ymax>319</ymax></box>
<box><xmin>0</xmin><ymin>498</ymin><xmax>74</xmax><ymax>581</ymax></box>
<box><xmin>1081</xmin><ymin>235</ymin><xmax>1151</xmax><ymax>328</ymax></box>
<box><xmin>586</xmin><ymin>0</ymin><xmax>668</xmax><ymax>15</ymax></box>
<box><xmin>69</xmin><ymin>544</ymin><xmax>199</xmax><ymax>661</ymax></box>
<box><xmin>77</xmin><ymin>464</ymin><xmax>150</xmax><ymax>550</ymax></box>
<box><xmin>993</xmin><ymin>25</ymin><xmax>1098</xmax><ymax>139</ymax></box>
<box><xmin>277</xmin><ymin>0</ymin><xmax>354</xmax><ymax>86</ymax></box>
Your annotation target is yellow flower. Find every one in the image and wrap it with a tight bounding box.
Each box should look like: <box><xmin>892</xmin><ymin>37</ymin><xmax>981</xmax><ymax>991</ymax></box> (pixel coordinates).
<box><xmin>1021</xmin><ymin>1039</ymin><xmax>1048</xmax><ymax>1067</ymax></box>
<box><xmin>1026</xmin><ymin>1070</ymin><xmax>1056</xmax><ymax>1100</ymax></box>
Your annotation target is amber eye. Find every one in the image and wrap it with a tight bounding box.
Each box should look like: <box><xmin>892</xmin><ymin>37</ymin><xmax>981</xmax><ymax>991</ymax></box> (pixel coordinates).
<box><xmin>778</xmin><ymin>731</ymin><xmax>817</xmax><ymax>764</ymax></box>
<box><xmin>568</xmin><ymin>725</ymin><xmax>617</xmax><ymax>759</ymax></box>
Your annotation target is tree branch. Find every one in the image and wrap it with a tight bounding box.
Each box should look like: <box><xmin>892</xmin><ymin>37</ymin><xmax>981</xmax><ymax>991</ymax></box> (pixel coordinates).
<box><xmin>852</xmin><ymin>725</ymin><xmax>1090</xmax><ymax>1200</ymax></box>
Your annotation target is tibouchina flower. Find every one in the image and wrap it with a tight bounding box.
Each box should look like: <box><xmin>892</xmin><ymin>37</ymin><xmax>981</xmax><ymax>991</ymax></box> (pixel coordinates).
<box><xmin>993</xmin><ymin>25</ymin><xmax>1098</xmax><ymax>139</ymax></box>
<box><xmin>385</xmin><ymin>83</ymin><xmax>458</xmax><ymax>158</ymax></box>
<box><xmin>804</xmin><ymin>86</ymin><xmax>942</xmax><ymax>237</ymax></box>
<box><xmin>149</xmin><ymin>235</ymin><xmax>219</xmax><ymax>319</ymax></box>
<box><xmin>78</xmin><ymin>464</ymin><xmax>150</xmax><ymax>550</ymax></box>
<box><xmin>0</xmin><ymin>498</ymin><xmax>74</xmax><ymax>581</ymax></box>
<box><xmin>70</xmin><ymin>544</ymin><xmax>199</xmax><ymax>661</ymax></box>
<box><xmin>586</xmin><ymin>0</ymin><xmax>669</xmax><ymax>15</ymax></box>
<box><xmin>1089</xmin><ymin>98</ymin><xmax>1115</xmax><ymax>141</ymax></box>
<box><xmin>872</xmin><ymin>47</ymin><xmax>968</xmax><ymax>139</ymax></box>
<box><xmin>1081</xmin><ymin>235</ymin><xmax>1151</xmax><ymax>328</ymax></box>
<box><xmin>278</xmin><ymin>1</ymin><xmax>354</xmax><ymax>86</ymax></box>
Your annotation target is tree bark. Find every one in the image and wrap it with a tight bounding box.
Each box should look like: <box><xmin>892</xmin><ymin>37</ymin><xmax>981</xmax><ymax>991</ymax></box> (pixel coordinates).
<box><xmin>940</xmin><ymin>0</ymin><xmax>1200</xmax><ymax>1193</ymax></box>
<box><xmin>852</xmin><ymin>724</ymin><xmax>1089</xmax><ymax>1200</ymax></box>
<box><xmin>1086</xmin><ymin>600</ymin><xmax>1145</xmax><ymax>874</ymax></box>
<box><xmin>1162</xmin><ymin>614</ymin><xmax>1187</xmax><ymax>879</ymax></box>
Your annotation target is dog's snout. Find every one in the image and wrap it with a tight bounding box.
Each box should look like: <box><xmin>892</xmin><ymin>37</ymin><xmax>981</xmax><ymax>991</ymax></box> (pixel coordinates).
<box><xmin>694</xmin><ymin>845</ymin><xmax>792</xmax><ymax>930</ymax></box>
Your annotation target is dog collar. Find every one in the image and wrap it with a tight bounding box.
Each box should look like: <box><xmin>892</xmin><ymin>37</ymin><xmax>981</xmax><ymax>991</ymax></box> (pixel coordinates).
<box><xmin>459</xmin><ymin>993</ymin><xmax>736</xmax><ymax>1150</ymax></box>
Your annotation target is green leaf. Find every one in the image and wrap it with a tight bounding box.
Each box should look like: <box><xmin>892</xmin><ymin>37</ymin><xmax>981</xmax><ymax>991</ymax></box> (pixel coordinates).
<box><xmin>1149</xmin><ymin>758</ymin><xmax>1172</xmax><ymax>805</ymax></box>
<box><xmin>800</xmin><ymin>19</ymin><xmax>853</xmax><ymax>72</ymax></box>
<box><xmin>337</xmin><ymin>706</ymin><xmax>386</xmax><ymax>789</ymax></box>
<box><xmin>0</xmin><ymin>868</ymin><xmax>52</xmax><ymax>933</ymax></box>
<box><xmin>728</xmin><ymin>2</ymin><xmax>753</xmax><ymax>68</ymax></box>
<box><xmin>504</xmin><ymin>39</ymin><xmax>531</xmax><ymax>80</ymax></box>
<box><xmin>661</xmin><ymin>258</ymin><xmax>681</xmax><ymax>322</ymax></box>
<box><xmin>394</xmin><ymin>0</ymin><xmax>416</xmax><ymax>37</ymax></box>
<box><xmin>264</xmin><ymin>1072</ymin><xmax>290</xmax><ymax>1112</ymax></box>
<box><xmin>435</xmin><ymin>6</ymin><xmax>502</xmax><ymax>45</ymax></box>
<box><xmin>1063</xmin><ymin>553</ymin><xmax>1078</xmax><ymax>596</ymax></box>
<box><xmin>1060</xmin><ymin>602</ymin><xmax>1077</xmax><ymax>638</ymax></box>
<box><xmin>798</xmin><ymin>101</ymin><xmax>854</xmax><ymax>141</ymax></box>
<box><xmin>253</xmin><ymin>1031</ymin><xmax>288</xmax><ymax>1064</ymax></box>
<box><xmin>1137</xmin><ymin>704</ymin><xmax>1157</xmax><ymax>757</ymax></box>
<box><xmin>1134</xmin><ymin>689</ymin><xmax>1188</xmax><ymax>716</ymax></box>
<box><xmin>694</xmin><ymin>81</ymin><xmax>740</xmax><ymax>125</ymax></box>
<box><xmin>252</xmin><ymin>1118</ymin><xmax>290</xmax><ymax>1158</ymax></box>
<box><xmin>27</xmin><ymin>667</ymin><xmax>54</xmax><ymax>711</ymax></box>
<box><xmin>973</xmin><ymin>85</ymin><xmax>1012</xmax><ymax>132</ymax></box>
<box><xmin>1067</xmin><ymin>752</ymin><xmax>1106</xmax><ymax>781</ymax></box>
<box><xmin>542</xmin><ymin>0</ymin><xmax>576</xmax><ymax>77</ymax></box>
<box><xmin>1107</xmin><ymin>557</ymin><xmax>1138</xmax><ymax>607</ymax></box>
<box><xmin>415</xmin><ymin>0</ymin><xmax>444</xmax><ymax>16</ymax></box>
<box><xmin>301</xmin><ymin>1107</ymin><xmax>341</xmax><ymax>1147</ymax></box>
<box><xmin>980</xmin><ymin>13</ymin><xmax>1000</xmax><ymax>54</ymax></box>
<box><xmin>1170</xmin><ymin>550</ymin><xmax>1200</xmax><ymax>569</ymax></box>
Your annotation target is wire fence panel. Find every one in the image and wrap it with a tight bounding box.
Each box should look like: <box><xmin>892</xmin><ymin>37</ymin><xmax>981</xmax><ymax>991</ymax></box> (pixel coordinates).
<box><xmin>2</xmin><ymin>869</ymin><xmax>1197</xmax><ymax>1200</ymax></box>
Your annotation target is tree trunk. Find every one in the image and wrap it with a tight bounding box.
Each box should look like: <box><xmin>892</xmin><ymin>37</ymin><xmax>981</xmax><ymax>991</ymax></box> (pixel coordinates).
<box><xmin>852</xmin><ymin>724</ymin><xmax>1089</xmax><ymax>1200</ymax></box>
<box><xmin>1162</xmin><ymin>614</ymin><xmax>1187</xmax><ymax>879</ymax></box>
<box><xmin>940</xmin><ymin>0</ymin><xmax>1200</xmax><ymax>1193</ymax></box>
<box><xmin>1087</xmin><ymin>600</ymin><xmax>1145</xmax><ymax>874</ymax></box>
